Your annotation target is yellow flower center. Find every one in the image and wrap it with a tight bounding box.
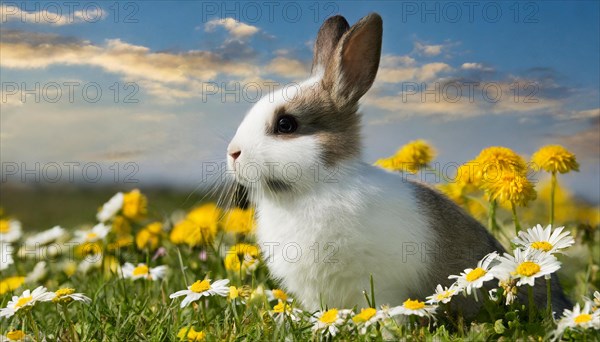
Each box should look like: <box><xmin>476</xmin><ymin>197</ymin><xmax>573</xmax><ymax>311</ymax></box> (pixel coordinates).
<box><xmin>133</xmin><ymin>265</ymin><xmax>149</xmax><ymax>276</ymax></box>
<box><xmin>574</xmin><ymin>313</ymin><xmax>592</xmax><ymax>324</ymax></box>
<box><xmin>436</xmin><ymin>290</ymin><xmax>455</xmax><ymax>301</ymax></box>
<box><xmin>15</xmin><ymin>296</ymin><xmax>32</xmax><ymax>308</ymax></box>
<box><xmin>319</xmin><ymin>309</ymin><xmax>339</xmax><ymax>324</ymax></box>
<box><xmin>190</xmin><ymin>280</ymin><xmax>211</xmax><ymax>293</ymax></box>
<box><xmin>6</xmin><ymin>330</ymin><xmax>25</xmax><ymax>340</ymax></box>
<box><xmin>272</xmin><ymin>289</ymin><xmax>288</xmax><ymax>302</ymax></box>
<box><xmin>531</xmin><ymin>241</ymin><xmax>553</xmax><ymax>252</ymax></box>
<box><xmin>177</xmin><ymin>327</ymin><xmax>206</xmax><ymax>341</ymax></box>
<box><xmin>86</xmin><ymin>232</ymin><xmax>98</xmax><ymax>241</ymax></box>
<box><xmin>229</xmin><ymin>286</ymin><xmax>239</xmax><ymax>300</ymax></box>
<box><xmin>466</xmin><ymin>267</ymin><xmax>487</xmax><ymax>282</ymax></box>
<box><xmin>516</xmin><ymin>261</ymin><xmax>541</xmax><ymax>276</ymax></box>
<box><xmin>273</xmin><ymin>301</ymin><xmax>286</xmax><ymax>313</ymax></box>
<box><xmin>55</xmin><ymin>288</ymin><xmax>75</xmax><ymax>297</ymax></box>
<box><xmin>352</xmin><ymin>308</ymin><xmax>377</xmax><ymax>323</ymax></box>
<box><xmin>0</xmin><ymin>220</ymin><xmax>9</xmax><ymax>233</ymax></box>
<box><xmin>403</xmin><ymin>299</ymin><xmax>425</xmax><ymax>310</ymax></box>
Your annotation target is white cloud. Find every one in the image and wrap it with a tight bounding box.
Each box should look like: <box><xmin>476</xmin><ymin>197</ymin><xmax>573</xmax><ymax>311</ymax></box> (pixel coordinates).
<box><xmin>0</xmin><ymin>31</ymin><xmax>264</xmax><ymax>101</ymax></box>
<box><xmin>204</xmin><ymin>18</ymin><xmax>259</xmax><ymax>39</ymax></box>
<box><xmin>376</xmin><ymin>55</ymin><xmax>452</xmax><ymax>83</ymax></box>
<box><xmin>364</xmin><ymin>80</ymin><xmax>564</xmax><ymax>120</ymax></box>
<box><xmin>265</xmin><ymin>57</ymin><xmax>309</xmax><ymax>79</ymax></box>
<box><xmin>461</xmin><ymin>63</ymin><xmax>494</xmax><ymax>72</ymax></box>
<box><xmin>414</xmin><ymin>42</ymin><xmax>444</xmax><ymax>57</ymax></box>
<box><xmin>552</xmin><ymin>107</ymin><xmax>600</xmax><ymax>121</ymax></box>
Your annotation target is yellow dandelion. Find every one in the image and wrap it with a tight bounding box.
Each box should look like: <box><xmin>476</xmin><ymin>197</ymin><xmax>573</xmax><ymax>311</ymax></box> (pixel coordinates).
<box><xmin>375</xmin><ymin>140</ymin><xmax>436</xmax><ymax>173</ymax></box>
<box><xmin>484</xmin><ymin>172</ymin><xmax>537</xmax><ymax>207</ymax></box>
<box><xmin>74</xmin><ymin>241</ymin><xmax>103</xmax><ymax>258</ymax></box>
<box><xmin>6</xmin><ymin>330</ymin><xmax>26</xmax><ymax>341</ymax></box>
<box><xmin>221</xmin><ymin>207</ymin><xmax>256</xmax><ymax>235</ymax></box>
<box><xmin>111</xmin><ymin>216</ymin><xmax>131</xmax><ymax>235</ymax></box>
<box><xmin>0</xmin><ymin>276</ymin><xmax>25</xmax><ymax>295</ymax></box>
<box><xmin>455</xmin><ymin>162</ymin><xmax>482</xmax><ymax>187</ymax></box>
<box><xmin>531</xmin><ymin>145</ymin><xmax>579</xmax><ymax>174</ymax></box>
<box><xmin>107</xmin><ymin>234</ymin><xmax>134</xmax><ymax>251</ymax></box>
<box><xmin>136</xmin><ymin>222</ymin><xmax>163</xmax><ymax>250</ymax></box>
<box><xmin>474</xmin><ymin>146</ymin><xmax>527</xmax><ymax>183</ymax></box>
<box><xmin>170</xmin><ymin>204</ymin><xmax>221</xmax><ymax>246</ymax></box>
<box><xmin>224</xmin><ymin>243</ymin><xmax>260</xmax><ymax>274</ymax></box>
<box><xmin>122</xmin><ymin>189</ymin><xmax>147</xmax><ymax>221</ymax></box>
<box><xmin>177</xmin><ymin>326</ymin><xmax>206</xmax><ymax>341</ymax></box>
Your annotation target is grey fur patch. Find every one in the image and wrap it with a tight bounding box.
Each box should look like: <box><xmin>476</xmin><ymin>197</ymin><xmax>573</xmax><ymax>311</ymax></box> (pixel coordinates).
<box><xmin>265</xmin><ymin>177</ymin><xmax>294</xmax><ymax>193</ymax></box>
<box><xmin>266</xmin><ymin>84</ymin><xmax>362</xmax><ymax>167</ymax></box>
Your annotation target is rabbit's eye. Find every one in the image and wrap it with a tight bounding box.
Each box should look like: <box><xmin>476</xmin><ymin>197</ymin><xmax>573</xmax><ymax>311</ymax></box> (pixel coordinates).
<box><xmin>276</xmin><ymin>115</ymin><xmax>298</xmax><ymax>134</ymax></box>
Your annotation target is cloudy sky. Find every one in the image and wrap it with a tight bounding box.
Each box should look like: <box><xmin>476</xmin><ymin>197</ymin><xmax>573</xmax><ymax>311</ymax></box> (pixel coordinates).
<box><xmin>1</xmin><ymin>1</ymin><xmax>599</xmax><ymax>202</ymax></box>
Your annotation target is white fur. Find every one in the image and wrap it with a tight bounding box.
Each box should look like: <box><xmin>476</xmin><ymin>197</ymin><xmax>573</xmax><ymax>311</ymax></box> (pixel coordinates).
<box><xmin>256</xmin><ymin>161</ymin><xmax>434</xmax><ymax>309</ymax></box>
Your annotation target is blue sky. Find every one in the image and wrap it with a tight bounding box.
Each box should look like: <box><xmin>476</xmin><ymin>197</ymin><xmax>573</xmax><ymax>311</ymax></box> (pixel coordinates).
<box><xmin>1</xmin><ymin>1</ymin><xmax>599</xmax><ymax>202</ymax></box>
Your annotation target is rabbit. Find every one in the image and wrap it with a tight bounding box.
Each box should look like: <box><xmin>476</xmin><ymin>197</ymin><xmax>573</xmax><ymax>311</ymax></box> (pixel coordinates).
<box><xmin>225</xmin><ymin>13</ymin><xmax>571</xmax><ymax>314</ymax></box>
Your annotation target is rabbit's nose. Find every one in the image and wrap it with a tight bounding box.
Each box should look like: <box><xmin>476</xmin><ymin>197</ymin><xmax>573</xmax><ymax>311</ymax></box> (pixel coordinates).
<box><xmin>229</xmin><ymin>150</ymin><xmax>241</xmax><ymax>160</ymax></box>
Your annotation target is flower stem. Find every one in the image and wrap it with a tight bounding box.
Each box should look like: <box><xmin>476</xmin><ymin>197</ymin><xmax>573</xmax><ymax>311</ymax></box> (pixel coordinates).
<box><xmin>546</xmin><ymin>276</ymin><xmax>552</xmax><ymax>320</ymax></box>
<box><xmin>488</xmin><ymin>199</ymin><xmax>498</xmax><ymax>236</ymax></box>
<box><xmin>550</xmin><ymin>172</ymin><xmax>557</xmax><ymax>226</ymax></box>
<box><xmin>528</xmin><ymin>286</ymin><xmax>535</xmax><ymax>324</ymax></box>
<box><xmin>27</xmin><ymin>311</ymin><xmax>40</xmax><ymax>341</ymax></box>
<box><xmin>62</xmin><ymin>304</ymin><xmax>79</xmax><ymax>342</ymax></box>
<box><xmin>511</xmin><ymin>202</ymin><xmax>521</xmax><ymax>234</ymax></box>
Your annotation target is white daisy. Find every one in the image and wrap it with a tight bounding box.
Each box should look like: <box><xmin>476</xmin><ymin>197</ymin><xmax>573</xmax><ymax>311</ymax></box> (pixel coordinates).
<box><xmin>73</xmin><ymin>223</ymin><xmax>111</xmax><ymax>244</ymax></box>
<box><xmin>493</xmin><ymin>249</ymin><xmax>561</xmax><ymax>287</ymax></box>
<box><xmin>24</xmin><ymin>226</ymin><xmax>66</xmax><ymax>246</ymax></box>
<box><xmin>594</xmin><ymin>291</ymin><xmax>600</xmax><ymax>308</ymax></box>
<box><xmin>121</xmin><ymin>263</ymin><xmax>168</xmax><ymax>281</ymax></box>
<box><xmin>169</xmin><ymin>278</ymin><xmax>230</xmax><ymax>308</ymax></box>
<box><xmin>311</xmin><ymin>308</ymin><xmax>353</xmax><ymax>337</ymax></box>
<box><xmin>0</xmin><ymin>286</ymin><xmax>54</xmax><ymax>318</ymax></box>
<box><xmin>25</xmin><ymin>261</ymin><xmax>47</xmax><ymax>283</ymax></box>
<box><xmin>0</xmin><ymin>242</ymin><xmax>14</xmax><ymax>271</ymax></box>
<box><xmin>449</xmin><ymin>252</ymin><xmax>498</xmax><ymax>295</ymax></box>
<box><xmin>513</xmin><ymin>224</ymin><xmax>574</xmax><ymax>254</ymax></box>
<box><xmin>426</xmin><ymin>284</ymin><xmax>459</xmax><ymax>304</ymax></box>
<box><xmin>389</xmin><ymin>299</ymin><xmax>438</xmax><ymax>317</ymax></box>
<box><xmin>52</xmin><ymin>288</ymin><xmax>91</xmax><ymax>304</ymax></box>
<box><xmin>97</xmin><ymin>192</ymin><xmax>124</xmax><ymax>223</ymax></box>
<box><xmin>0</xmin><ymin>220</ymin><xmax>22</xmax><ymax>243</ymax></box>
<box><xmin>554</xmin><ymin>301</ymin><xmax>600</xmax><ymax>339</ymax></box>
<box><xmin>270</xmin><ymin>300</ymin><xmax>303</xmax><ymax>324</ymax></box>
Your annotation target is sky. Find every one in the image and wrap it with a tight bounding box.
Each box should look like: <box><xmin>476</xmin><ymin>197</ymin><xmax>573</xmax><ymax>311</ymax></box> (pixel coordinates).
<box><xmin>1</xmin><ymin>1</ymin><xmax>599</xmax><ymax>202</ymax></box>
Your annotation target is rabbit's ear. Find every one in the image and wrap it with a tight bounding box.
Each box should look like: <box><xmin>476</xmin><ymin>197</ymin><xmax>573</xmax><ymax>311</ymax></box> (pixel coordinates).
<box><xmin>311</xmin><ymin>15</ymin><xmax>350</xmax><ymax>76</ymax></box>
<box><xmin>324</xmin><ymin>13</ymin><xmax>382</xmax><ymax>108</ymax></box>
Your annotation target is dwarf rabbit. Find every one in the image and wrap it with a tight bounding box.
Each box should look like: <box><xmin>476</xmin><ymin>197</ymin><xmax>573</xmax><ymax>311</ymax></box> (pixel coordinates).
<box><xmin>226</xmin><ymin>13</ymin><xmax>570</xmax><ymax>314</ymax></box>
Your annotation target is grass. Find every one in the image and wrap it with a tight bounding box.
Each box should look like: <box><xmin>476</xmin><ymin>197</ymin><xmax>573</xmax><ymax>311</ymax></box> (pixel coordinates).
<box><xmin>1</xmin><ymin>173</ymin><xmax>599</xmax><ymax>340</ymax></box>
